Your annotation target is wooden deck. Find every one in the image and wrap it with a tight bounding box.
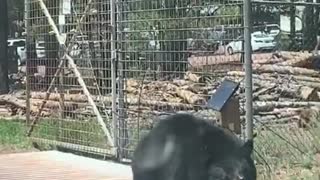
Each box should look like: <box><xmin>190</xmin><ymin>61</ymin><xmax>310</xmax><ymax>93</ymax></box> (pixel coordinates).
<box><xmin>0</xmin><ymin>151</ymin><xmax>132</xmax><ymax>180</ymax></box>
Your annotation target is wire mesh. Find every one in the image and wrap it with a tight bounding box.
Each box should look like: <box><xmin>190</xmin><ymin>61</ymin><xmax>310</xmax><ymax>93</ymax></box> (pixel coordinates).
<box><xmin>116</xmin><ymin>0</ymin><xmax>245</xmax><ymax>159</ymax></box>
<box><xmin>26</xmin><ymin>0</ymin><xmax>115</xmax><ymax>156</ymax></box>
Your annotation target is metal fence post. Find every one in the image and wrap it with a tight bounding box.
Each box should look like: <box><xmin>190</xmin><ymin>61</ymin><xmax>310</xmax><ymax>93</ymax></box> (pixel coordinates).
<box><xmin>110</xmin><ymin>0</ymin><xmax>119</xmax><ymax>157</ymax></box>
<box><xmin>25</xmin><ymin>0</ymin><xmax>31</xmax><ymax>126</ymax></box>
<box><xmin>243</xmin><ymin>0</ymin><xmax>254</xmax><ymax>140</ymax></box>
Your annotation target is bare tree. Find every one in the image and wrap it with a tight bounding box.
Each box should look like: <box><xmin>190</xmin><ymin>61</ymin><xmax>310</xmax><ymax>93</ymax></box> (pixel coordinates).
<box><xmin>0</xmin><ymin>0</ymin><xmax>9</xmax><ymax>94</ymax></box>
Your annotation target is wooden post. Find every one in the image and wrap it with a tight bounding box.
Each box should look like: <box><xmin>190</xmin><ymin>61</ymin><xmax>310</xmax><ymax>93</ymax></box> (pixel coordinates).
<box><xmin>217</xmin><ymin>97</ymin><xmax>241</xmax><ymax>134</ymax></box>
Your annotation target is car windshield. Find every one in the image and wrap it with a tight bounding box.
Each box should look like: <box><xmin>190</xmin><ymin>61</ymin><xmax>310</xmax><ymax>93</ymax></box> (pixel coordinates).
<box><xmin>13</xmin><ymin>41</ymin><xmax>25</xmax><ymax>47</ymax></box>
<box><xmin>253</xmin><ymin>34</ymin><xmax>269</xmax><ymax>38</ymax></box>
<box><xmin>266</xmin><ymin>25</ymin><xmax>279</xmax><ymax>31</ymax></box>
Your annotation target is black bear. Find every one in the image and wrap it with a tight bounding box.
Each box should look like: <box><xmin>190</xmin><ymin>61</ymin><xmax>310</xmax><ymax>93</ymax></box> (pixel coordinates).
<box><xmin>131</xmin><ymin>113</ymin><xmax>256</xmax><ymax>180</ymax></box>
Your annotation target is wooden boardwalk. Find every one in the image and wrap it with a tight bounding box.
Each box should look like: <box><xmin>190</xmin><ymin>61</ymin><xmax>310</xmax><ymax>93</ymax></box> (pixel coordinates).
<box><xmin>0</xmin><ymin>151</ymin><xmax>132</xmax><ymax>180</ymax></box>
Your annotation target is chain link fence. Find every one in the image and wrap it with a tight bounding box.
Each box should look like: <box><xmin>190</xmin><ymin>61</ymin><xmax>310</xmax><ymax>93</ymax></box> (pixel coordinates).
<box><xmin>25</xmin><ymin>0</ymin><xmax>320</xmax><ymax>178</ymax></box>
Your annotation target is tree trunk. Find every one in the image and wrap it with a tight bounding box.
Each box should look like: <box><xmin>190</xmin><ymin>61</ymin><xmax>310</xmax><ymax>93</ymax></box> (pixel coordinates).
<box><xmin>0</xmin><ymin>0</ymin><xmax>9</xmax><ymax>94</ymax></box>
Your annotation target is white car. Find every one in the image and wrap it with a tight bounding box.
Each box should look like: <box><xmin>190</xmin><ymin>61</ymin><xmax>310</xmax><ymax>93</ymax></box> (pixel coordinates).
<box><xmin>226</xmin><ymin>32</ymin><xmax>276</xmax><ymax>55</ymax></box>
<box><xmin>7</xmin><ymin>39</ymin><xmax>26</xmax><ymax>65</ymax></box>
<box><xmin>7</xmin><ymin>39</ymin><xmax>46</xmax><ymax>65</ymax></box>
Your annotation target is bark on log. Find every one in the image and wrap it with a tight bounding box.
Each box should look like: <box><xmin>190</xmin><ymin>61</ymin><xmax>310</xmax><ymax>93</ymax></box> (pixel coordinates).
<box><xmin>126</xmin><ymin>79</ymin><xmax>139</xmax><ymax>88</ymax></box>
<box><xmin>156</xmin><ymin>82</ymin><xmax>207</xmax><ymax>105</ymax></box>
<box><xmin>0</xmin><ymin>94</ymin><xmax>50</xmax><ymax>116</ymax></box>
<box><xmin>125</xmin><ymin>86</ymin><xmax>138</xmax><ymax>94</ymax></box>
<box><xmin>31</xmin><ymin>92</ymin><xmax>89</xmax><ymax>102</ymax></box>
<box><xmin>176</xmin><ymin>88</ymin><xmax>206</xmax><ymax>105</ymax></box>
<box><xmin>227</xmin><ymin>71</ymin><xmax>277</xmax><ymax>81</ymax></box>
<box><xmin>31</xmin><ymin>92</ymin><xmax>197</xmax><ymax>110</ymax></box>
<box><xmin>277</xmin><ymin>85</ymin><xmax>319</xmax><ymax>101</ymax></box>
<box><xmin>257</xmin><ymin>108</ymin><xmax>300</xmax><ymax>118</ymax></box>
<box><xmin>276</xmin><ymin>56</ymin><xmax>312</xmax><ymax>67</ymax></box>
<box><xmin>299</xmin><ymin>86</ymin><xmax>319</xmax><ymax>101</ymax></box>
<box><xmin>252</xmin><ymin>56</ymin><xmax>282</xmax><ymax>65</ymax></box>
<box><xmin>255</xmin><ymin>64</ymin><xmax>320</xmax><ymax>77</ymax></box>
<box><xmin>253</xmin><ymin>86</ymin><xmax>276</xmax><ymax>100</ymax></box>
<box><xmin>252</xmin><ymin>53</ymin><xmax>274</xmax><ymax>60</ymax></box>
<box><xmin>173</xmin><ymin>79</ymin><xmax>191</xmax><ymax>86</ymax></box>
<box><xmin>258</xmin><ymin>117</ymin><xmax>296</xmax><ymax>125</ymax></box>
<box><xmin>31</xmin><ymin>99</ymin><xmax>87</xmax><ymax>110</ymax></box>
<box><xmin>184</xmin><ymin>71</ymin><xmax>206</xmax><ymax>83</ymax></box>
<box><xmin>181</xmin><ymin>84</ymin><xmax>208</xmax><ymax>95</ymax></box>
<box><xmin>257</xmin><ymin>94</ymin><xmax>280</xmax><ymax>101</ymax></box>
<box><xmin>275</xmin><ymin>51</ymin><xmax>311</xmax><ymax>60</ymax></box>
<box><xmin>254</xmin><ymin>101</ymin><xmax>320</xmax><ymax>112</ymax></box>
<box><xmin>253</xmin><ymin>80</ymin><xmax>278</xmax><ymax>89</ymax></box>
<box><xmin>292</xmin><ymin>75</ymin><xmax>320</xmax><ymax>83</ymax></box>
<box><xmin>294</xmin><ymin>80</ymin><xmax>320</xmax><ymax>89</ymax></box>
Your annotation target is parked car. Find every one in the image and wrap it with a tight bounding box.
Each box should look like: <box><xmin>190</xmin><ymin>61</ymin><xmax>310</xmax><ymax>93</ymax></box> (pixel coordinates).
<box><xmin>7</xmin><ymin>38</ymin><xmax>46</xmax><ymax>65</ymax></box>
<box><xmin>226</xmin><ymin>31</ymin><xmax>276</xmax><ymax>55</ymax></box>
<box><xmin>7</xmin><ymin>38</ymin><xmax>26</xmax><ymax>65</ymax></box>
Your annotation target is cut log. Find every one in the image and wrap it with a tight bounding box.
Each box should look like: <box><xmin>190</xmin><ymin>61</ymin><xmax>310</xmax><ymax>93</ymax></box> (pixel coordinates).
<box><xmin>31</xmin><ymin>92</ymin><xmax>89</xmax><ymax>103</ymax></box>
<box><xmin>292</xmin><ymin>75</ymin><xmax>320</xmax><ymax>83</ymax></box>
<box><xmin>176</xmin><ymin>88</ymin><xmax>206</xmax><ymax>105</ymax></box>
<box><xmin>252</xmin><ymin>56</ymin><xmax>282</xmax><ymax>65</ymax></box>
<box><xmin>30</xmin><ymin>92</ymin><xmax>198</xmax><ymax>110</ymax></box>
<box><xmin>0</xmin><ymin>94</ymin><xmax>50</xmax><ymax>116</ymax></box>
<box><xmin>184</xmin><ymin>71</ymin><xmax>206</xmax><ymax>83</ymax></box>
<box><xmin>0</xmin><ymin>106</ymin><xmax>12</xmax><ymax>116</ymax></box>
<box><xmin>277</xmin><ymin>57</ymin><xmax>310</xmax><ymax>67</ymax></box>
<box><xmin>126</xmin><ymin>79</ymin><xmax>139</xmax><ymax>88</ymax></box>
<box><xmin>126</xmin><ymin>94</ymin><xmax>196</xmax><ymax>110</ymax></box>
<box><xmin>258</xmin><ymin>117</ymin><xmax>296</xmax><ymax>125</ymax></box>
<box><xmin>253</xmin><ymin>115</ymin><xmax>277</xmax><ymax>122</ymax></box>
<box><xmin>299</xmin><ymin>86</ymin><xmax>319</xmax><ymax>101</ymax></box>
<box><xmin>257</xmin><ymin>108</ymin><xmax>300</xmax><ymax>118</ymax></box>
<box><xmin>254</xmin><ymin>101</ymin><xmax>320</xmax><ymax>112</ymax></box>
<box><xmin>227</xmin><ymin>71</ymin><xmax>278</xmax><ymax>82</ymax></box>
<box><xmin>125</xmin><ymin>86</ymin><xmax>138</xmax><ymax>94</ymax></box>
<box><xmin>276</xmin><ymin>85</ymin><xmax>319</xmax><ymax>101</ymax></box>
<box><xmin>173</xmin><ymin>79</ymin><xmax>191</xmax><ymax>86</ymax></box>
<box><xmin>181</xmin><ymin>84</ymin><xmax>208</xmax><ymax>95</ymax></box>
<box><xmin>275</xmin><ymin>51</ymin><xmax>311</xmax><ymax>60</ymax></box>
<box><xmin>31</xmin><ymin>99</ymin><xmax>87</xmax><ymax>110</ymax></box>
<box><xmin>294</xmin><ymin>80</ymin><xmax>320</xmax><ymax>89</ymax></box>
<box><xmin>255</xmin><ymin>64</ymin><xmax>320</xmax><ymax>77</ymax></box>
<box><xmin>253</xmin><ymin>80</ymin><xmax>277</xmax><ymax>89</ymax></box>
<box><xmin>257</xmin><ymin>94</ymin><xmax>280</xmax><ymax>101</ymax></box>
<box><xmin>253</xmin><ymin>85</ymin><xmax>276</xmax><ymax>100</ymax></box>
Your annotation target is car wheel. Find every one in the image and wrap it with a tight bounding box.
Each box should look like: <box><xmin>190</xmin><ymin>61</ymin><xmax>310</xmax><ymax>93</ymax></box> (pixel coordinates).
<box><xmin>227</xmin><ymin>47</ymin><xmax>233</xmax><ymax>55</ymax></box>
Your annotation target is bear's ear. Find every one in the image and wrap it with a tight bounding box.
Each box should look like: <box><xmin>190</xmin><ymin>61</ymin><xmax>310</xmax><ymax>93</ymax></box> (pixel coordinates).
<box><xmin>240</xmin><ymin>139</ymin><xmax>254</xmax><ymax>156</ymax></box>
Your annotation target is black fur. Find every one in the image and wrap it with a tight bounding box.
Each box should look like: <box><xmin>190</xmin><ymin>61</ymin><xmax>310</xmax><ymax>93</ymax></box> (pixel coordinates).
<box><xmin>131</xmin><ymin>113</ymin><xmax>256</xmax><ymax>180</ymax></box>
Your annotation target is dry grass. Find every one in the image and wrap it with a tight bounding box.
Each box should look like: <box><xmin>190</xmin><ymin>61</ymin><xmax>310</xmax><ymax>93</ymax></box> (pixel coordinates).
<box><xmin>254</xmin><ymin>117</ymin><xmax>320</xmax><ymax>179</ymax></box>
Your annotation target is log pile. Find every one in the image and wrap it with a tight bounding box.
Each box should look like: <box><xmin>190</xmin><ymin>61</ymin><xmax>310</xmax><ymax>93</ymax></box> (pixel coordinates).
<box><xmin>1</xmin><ymin>51</ymin><xmax>320</xmax><ymax>129</ymax></box>
<box><xmin>227</xmin><ymin>51</ymin><xmax>320</xmax><ymax>127</ymax></box>
<box><xmin>122</xmin><ymin>51</ymin><xmax>320</xmax><ymax>128</ymax></box>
